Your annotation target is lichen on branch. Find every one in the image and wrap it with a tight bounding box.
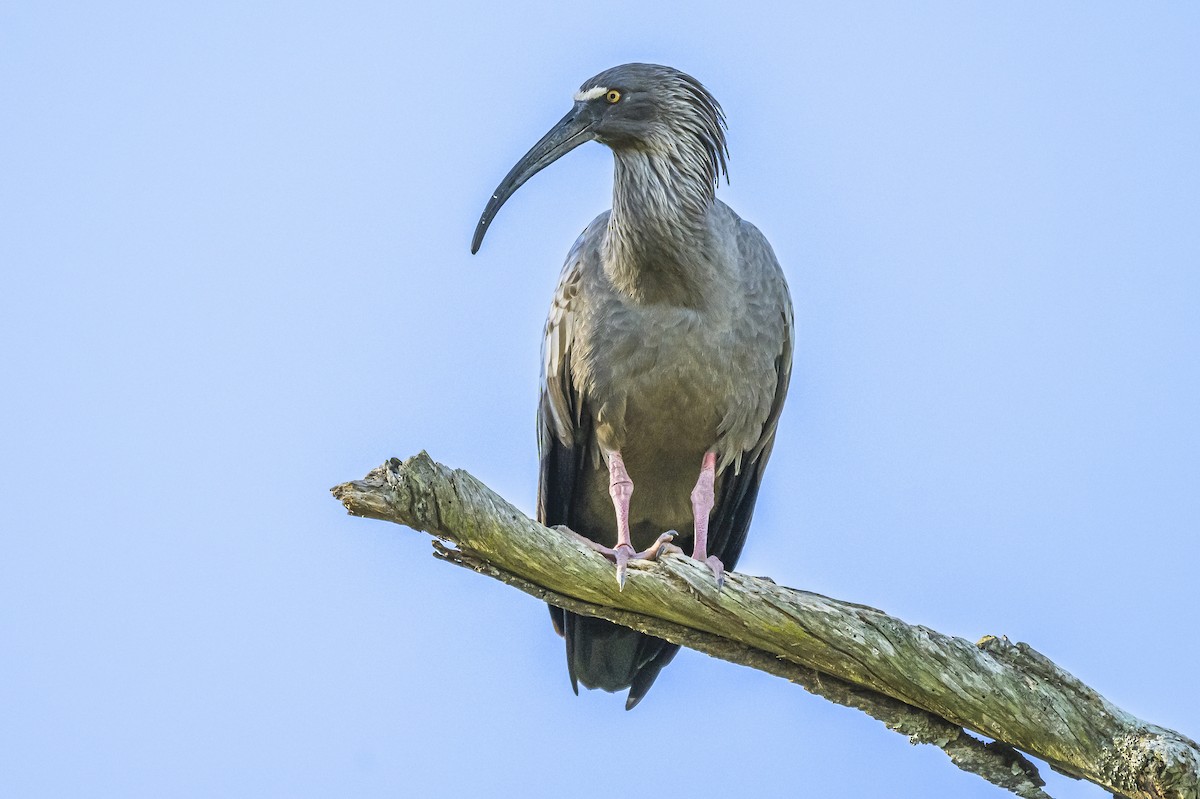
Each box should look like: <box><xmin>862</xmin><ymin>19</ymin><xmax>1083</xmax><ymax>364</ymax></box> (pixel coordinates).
<box><xmin>332</xmin><ymin>453</ymin><xmax>1199</xmax><ymax>799</ymax></box>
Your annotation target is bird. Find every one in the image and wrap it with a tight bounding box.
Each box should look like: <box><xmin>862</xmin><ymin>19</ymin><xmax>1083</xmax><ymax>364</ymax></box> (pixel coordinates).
<box><xmin>471</xmin><ymin>63</ymin><xmax>793</xmax><ymax>709</ymax></box>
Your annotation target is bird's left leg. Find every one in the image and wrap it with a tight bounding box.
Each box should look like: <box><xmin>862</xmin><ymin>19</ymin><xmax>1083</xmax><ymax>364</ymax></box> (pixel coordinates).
<box><xmin>560</xmin><ymin>451</ymin><xmax>675</xmax><ymax>590</ymax></box>
<box><xmin>690</xmin><ymin>451</ymin><xmax>724</xmax><ymax>587</ymax></box>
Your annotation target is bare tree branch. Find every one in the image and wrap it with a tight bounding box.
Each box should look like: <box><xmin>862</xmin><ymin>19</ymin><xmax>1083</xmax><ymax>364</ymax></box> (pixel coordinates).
<box><xmin>331</xmin><ymin>453</ymin><xmax>1199</xmax><ymax>799</ymax></box>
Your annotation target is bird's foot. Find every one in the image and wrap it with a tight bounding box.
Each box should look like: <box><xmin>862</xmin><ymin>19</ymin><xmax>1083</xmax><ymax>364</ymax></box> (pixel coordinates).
<box><xmin>560</xmin><ymin>529</ymin><xmax>677</xmax><ymax>590</ymax></box>
<box><xmin>700</xmin><ymin>554</ymin><xmax>725</xmax><ymax>591</ymax></box>
<box><xmin>611</xmin><ymin>534</ymin><xmax>679</xmax><ymax>590</ymax></box>
<box><xmin>690</xmin><ymin>542</ymin><xmax>726</xmax><ymax>590</ymax></box>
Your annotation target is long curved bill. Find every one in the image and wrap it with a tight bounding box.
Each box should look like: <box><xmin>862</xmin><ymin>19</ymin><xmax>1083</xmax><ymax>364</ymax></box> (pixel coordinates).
<box><xmin>471</xmin><ymin>105</ymin><xmax>597</xmax><ymax>254</ymax></box>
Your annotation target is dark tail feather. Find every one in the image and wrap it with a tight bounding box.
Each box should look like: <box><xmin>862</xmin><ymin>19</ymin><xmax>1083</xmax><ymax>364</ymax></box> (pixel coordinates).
<box><xmin>625</xmin><ymin>638</ymin><xmax>680</xmax><ymax>710</ymax></box>
<box><xmin>557</xmin><ymin>610</ymin><xmax>679</xmax><ymax>709</ymax></box>
<box><xmin>548</xmin><ymin>604</ymin><xmax>565</xmax><ymax>636</ymax></box>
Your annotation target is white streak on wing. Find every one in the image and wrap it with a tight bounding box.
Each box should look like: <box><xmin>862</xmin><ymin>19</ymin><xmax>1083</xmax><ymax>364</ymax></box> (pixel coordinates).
<box><xmin>572</xmin><ymin>86</ymin><xmax>607</xmax><ymax>102</ymax></box>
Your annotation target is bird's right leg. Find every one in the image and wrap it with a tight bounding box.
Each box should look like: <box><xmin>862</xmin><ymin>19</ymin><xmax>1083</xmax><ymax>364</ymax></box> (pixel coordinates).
<box><xmin>562</xmin><ymin>451</ymin><xmax>675</xmax><ymax>590</ymax></box>
<box><xmin>689</xmin><ymin>451</ymin><xmax>724</xmax><ymax>588</ymax></box>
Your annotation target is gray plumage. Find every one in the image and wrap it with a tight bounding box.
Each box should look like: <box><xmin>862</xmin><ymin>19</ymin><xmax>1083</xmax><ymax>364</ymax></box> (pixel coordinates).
<box><xmin>473</xmin><ymin>63</ymin><xmax>793</xmax><ymax>709</ymax></box>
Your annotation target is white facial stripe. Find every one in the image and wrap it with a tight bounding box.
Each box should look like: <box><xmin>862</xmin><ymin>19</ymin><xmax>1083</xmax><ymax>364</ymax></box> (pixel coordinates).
<box><xmin>573</xmin><ymin>86</ymin><xmax>608</xmax><ymax>102</ymax></box>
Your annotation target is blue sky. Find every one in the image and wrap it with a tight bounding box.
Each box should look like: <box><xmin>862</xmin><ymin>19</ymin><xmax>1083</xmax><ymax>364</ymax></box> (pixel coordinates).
<box><xmin>2</xmin><ymin>2</ymin><xmax>1197</xmax><ymax>797</ymax></box>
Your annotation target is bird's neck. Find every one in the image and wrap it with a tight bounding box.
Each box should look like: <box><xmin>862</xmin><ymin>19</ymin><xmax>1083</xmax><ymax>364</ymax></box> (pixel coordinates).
<box><xmin>603</xmin><ymin>148</ymin><xmax>718</xmax><ymax>308</ymax></box>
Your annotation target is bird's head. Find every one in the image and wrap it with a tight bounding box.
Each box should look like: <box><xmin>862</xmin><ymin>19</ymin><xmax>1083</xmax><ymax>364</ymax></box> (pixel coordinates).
<box><xmin>471</xmin><ymin>63</ymin><xmax>728</xmax><ymax>253</ymax></box>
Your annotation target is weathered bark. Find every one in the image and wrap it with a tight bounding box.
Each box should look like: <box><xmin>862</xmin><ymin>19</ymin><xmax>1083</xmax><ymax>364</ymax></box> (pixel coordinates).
<box><xmin>331</xmin><ymin>453</ymin><xmax>1199</xmax><ymax>799</ymax></box>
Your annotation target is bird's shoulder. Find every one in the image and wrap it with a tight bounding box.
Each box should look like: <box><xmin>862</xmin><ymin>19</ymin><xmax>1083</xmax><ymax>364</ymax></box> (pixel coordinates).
<box><xmin>710</xmin><ymin>203</ymin><xmax>794</xmax><ymax>343</ymax></box>
<box><xmin>719</xmin><ymin>204</ymin><xmax>789</xmax><ymax>294</ymax></box>
<box><xmin>545</xmin><ymin>211</ymin><xmax>609</xmax><ymax>325</ymax></box>
<box><xmin>541</xmin><ymin>212</ymin><xmax>611</xmax><ymax>439</ymax></box>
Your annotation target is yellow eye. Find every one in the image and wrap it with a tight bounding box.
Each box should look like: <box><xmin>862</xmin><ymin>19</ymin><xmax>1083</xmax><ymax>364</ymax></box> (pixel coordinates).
<box><xmin>606</xmin><ymin>89</ymin><xmax>621</xmax><ymax>104</ymax></box>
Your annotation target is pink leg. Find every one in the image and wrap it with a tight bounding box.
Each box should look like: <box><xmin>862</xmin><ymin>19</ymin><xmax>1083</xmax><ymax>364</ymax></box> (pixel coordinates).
<box><xmin>608</xmin><ymin>451</ymin><xmax>635</xmax><ymax>551</ymax></box>
<box><xmin>690</xmin><ymin>452</ymin><xmax>724</xmax><ymax>587</ymax></box>
<box><xmin>561</xmin><ymin>450</ymin><xmax>675</xmax><ymax>590</ymax></box>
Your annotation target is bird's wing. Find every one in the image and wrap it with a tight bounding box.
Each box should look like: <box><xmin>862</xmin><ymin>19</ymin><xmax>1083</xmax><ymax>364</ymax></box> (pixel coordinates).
<box><xmin>709</xmin><ymin>224</ymin><xmax>795</xmax><ymax>569</ymax></box>
<box><xmin>537</xmin><ymin>234</ymin><xmax>591</xmax><ymax>638</ymax></box>
<box><xmin>537</xmin><ymin>235</ymin><xmax>588</xmax><ymax>529</ymax></box>
<box><xmin>536</xmin><ymin>224</ymin><xmax>678</xmax><ymax>706</ymax></box>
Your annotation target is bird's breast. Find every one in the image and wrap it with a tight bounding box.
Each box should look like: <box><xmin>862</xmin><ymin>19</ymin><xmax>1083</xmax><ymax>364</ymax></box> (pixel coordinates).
<box><xmin>582</xmin><ymin>303</ymin><xmax>733</xmax><ymax>456</ymax></box>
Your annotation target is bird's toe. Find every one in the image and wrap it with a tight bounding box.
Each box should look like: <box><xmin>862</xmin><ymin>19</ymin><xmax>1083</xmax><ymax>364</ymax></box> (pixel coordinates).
<box><xmin>703</xmin><ymin>555</ymin><xmax>725</xmax><ymax>590</ymax></box>
<box><xmin>613</xmin><ymin>544</ymin><xmax>635</xmax><ymax>591</ymax></box>
<box><xmin>643</xmin><ymin>531</ymin><xmax>678</xmax><ymax>560</ymax></box>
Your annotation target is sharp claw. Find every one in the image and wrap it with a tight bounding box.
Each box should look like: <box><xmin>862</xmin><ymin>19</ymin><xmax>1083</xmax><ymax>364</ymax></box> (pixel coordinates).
<box><xmin>705</xmin><ymin>555</ymin><xmax>725</xmax><ymax>591</ymax></box>
<box><xmin>614</xmin><ymin>544</ymin><xmax>632</xmax><ymax>591</ymax></box>
<box><xmin>644</xmin><ymin>531</ymin><xmax>676</xmax><ymax>559</ymax></box>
